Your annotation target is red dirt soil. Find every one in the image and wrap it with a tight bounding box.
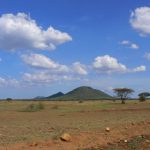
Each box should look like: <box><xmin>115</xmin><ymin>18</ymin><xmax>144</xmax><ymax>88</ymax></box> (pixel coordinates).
<box><xmin>0</xmin><ymin>121</ymin><xmax>150</xmax><ymax>150</ymax></box>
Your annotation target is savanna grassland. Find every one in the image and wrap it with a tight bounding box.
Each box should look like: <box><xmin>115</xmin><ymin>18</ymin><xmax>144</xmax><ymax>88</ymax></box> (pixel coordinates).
<box><xmin>0</xmin><ymin>100</ymin><xmax>150</xmax><ymax>150</ymax></box>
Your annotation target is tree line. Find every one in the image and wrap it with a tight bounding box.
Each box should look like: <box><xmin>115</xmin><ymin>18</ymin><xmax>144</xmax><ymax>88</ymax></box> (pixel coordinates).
<box><xmin>113</xmin><ymin>88</ymin><xmax>150</xmax><ymax>104</ymax></box>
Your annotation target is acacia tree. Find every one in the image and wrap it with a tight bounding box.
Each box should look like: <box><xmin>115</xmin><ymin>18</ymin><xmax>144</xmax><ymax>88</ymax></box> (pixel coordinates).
<box><xmin>138</xmin><ymin>92</ymin><xmax>150</xmax><ymax>102</ymax></box>
<box><xmin>113</xmin><ymin>88</ymin><xmax>134</xmax><ymax>104</ymax></box>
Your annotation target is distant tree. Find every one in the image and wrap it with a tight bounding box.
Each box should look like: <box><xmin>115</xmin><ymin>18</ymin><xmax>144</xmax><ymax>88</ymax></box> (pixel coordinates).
<box><xmin>138</xmin><ymin>92</ymin><xmax>150</xmax><ymax>102</ymax></box>
<box><xmin>113</xmin><ymin>88</ymin><xmax>134</xmax><ymax>104</ymax></box>
<box><xmin>6</xmin><ymin>98</ymin><xmax>12</xmax><ymax>102</ymax></box>
<box><xmin>139</xmin><ymin>95</ymin><xmax>145</xmax><ymax>102</ymax></box>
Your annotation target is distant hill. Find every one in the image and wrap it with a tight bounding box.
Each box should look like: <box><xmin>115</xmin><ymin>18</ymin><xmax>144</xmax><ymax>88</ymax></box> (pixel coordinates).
<box><xmin>33</xmin><ymin>96</ymin><xmax>45</xmax><ymax>99</ymax></box>
<box><xmin>52</xmin><ymin>86</ymin><xmax>112</xmax><ymax>100</ymax></box>
<box><xmin>46</xmin><ymin>92</ymin><xmax>64</xmax><ymax>99</ymax></box>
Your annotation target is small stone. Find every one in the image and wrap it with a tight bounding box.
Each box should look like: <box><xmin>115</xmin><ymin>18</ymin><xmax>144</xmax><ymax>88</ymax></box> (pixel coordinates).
<box><xmin>30</xmin><ymin>142</ymin><xmax>38</xmax><ymax>147</ymax></box>
<box><xmin>124</xmin><ymin>140</ymin><xmax>128</xmax><ymax>143</ymax></box>
<box><xmin>105</xmin><ymin>127</ymin><xmax>110</xmax><ymax>132</ymax></box>
<box><xmin>60</xmin><ymin>133</ymin><xmax>72</xmax><ymax>142</ymax></box>
<box><xmin>146</xmin><ymin>140</ymin><xmax>150</xmax><ymax>143</ymax></box>
<box><xmin>138</xmin><ymin>135</ymin><xmax>142</xmax><ymax>138</ymax></box>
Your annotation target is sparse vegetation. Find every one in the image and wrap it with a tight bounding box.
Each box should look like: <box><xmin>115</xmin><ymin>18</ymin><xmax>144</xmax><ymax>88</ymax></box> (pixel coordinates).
<box><xmin>139</xmin><ymin>95</ymin><xmax>146</xmax><ymax>102</ymax></box>
<box><xmin>78</xmin><ymin>100</ymin><xmax>84</xmax><ymax>103</ymax></box>
<box><xmin>138</xmin><ymin>92</ymin><xmax>150</xmax><ymax>102</ymax></box>
<box><xmin>0</xmin><ymin>100</ymin><xmax>150</xmax><ymax>149</ymax></box>
<box><xmin>127</xmin><ymin>136</ymin><xmax>144</xmax><ymax>149</ymax></box>
<box><xmin>37</xmin><ymin>102</ymin><xmax>45</xmax><ymax>110</ymax></box>
<box><xmin>22</xmin><ymin>102</ymin><xmax>45</xmax><ymax>112</ymax></box>
<box><xmin>6</xmin><ymin>98</ymin><xmax>12</xmax><ymax>102</ymax></box>
<box><xmin>113</xmin><ymin>88</ymin><xmax>134</xmax><ymax>104</ymax></box>
<box><xmin>51</xmin><ymin>105</ymin><xmax>59</xmax><ymax>109</ymax></box>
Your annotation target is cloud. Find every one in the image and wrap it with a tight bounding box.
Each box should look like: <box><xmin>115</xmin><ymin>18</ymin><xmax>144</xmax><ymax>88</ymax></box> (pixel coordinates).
<box><xmin>21</xmin><ymin>53</ymin><xmax>69</xmax><ymax>73</ymax></box>
<box><xmin>0</xmin><ymin>77</ymin><xmax>6</xmax><ymax>85</ymax></box>
<box><xmin>73</xmin><ymin>62</ymin><xmax>88</xmax><ymax>75</ymax></box>
<box><xmin>23</xmin><ymin>72</ymin><xmax>79</xmax><ymax>84</ymax></box>
<box><xmin>0</xmin><ymin>58</ymin><xmax>2</xmax><ymax>62</ymax></box>
<box><xmin>130</xmin><ymin>7</ymin><xmax>150</xmax><ymax>36</ymax></box>
<box><xmin>132</xmin><ymin>65</ymin><xmax>146</xmax><ymax>72</ymax></box>
<box><xmin>130</xmin><ymin>43</ymin><xmax>139</xmax><ymax>49</ymax></box>
<box><xmin>0</xmin><ymin>77</ymin><xmax>19</xmax><ymax>87</ymax></box>
<box><xmin>120</xmin><ymin>40</ymin><xmax>139</xmax><ymax>49</ymax></box>
<box><xmin>93</xmin><ymin>55</ymin><xmax>146</xmax><ymax>74</ymax></box>
<box><xmin>20</xmin><ymin>53</ymin><xmax>89</xmax><ymax>85</ymax></box>
<box><xmin>121</xmin><ymin>40</ymin><xmax>130</xmax><ymax>45</ymax></box>
<box><xmin>21</xmin><ymin>53</ymin><xmax>89</xmax><ymax>75</ymax></box>
<box><xmin>0</xmin><ymin>13</ymin><xmax>72</xmax><ymax>51</ymax></box>
<box><xmin>93</xmin><ymin>55</ymin><xmax>127</xmax><ymax>74</ymax></box>
<box><xmin>145</xmin><ymin>53</ymin><xmax>150</xmax><ymax>61</ymax></box>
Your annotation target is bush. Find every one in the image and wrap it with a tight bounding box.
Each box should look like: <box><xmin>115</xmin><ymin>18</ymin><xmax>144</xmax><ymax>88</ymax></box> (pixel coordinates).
<box><xmin>6</xmin><ymin>98</ymin><xmax>12</xmax><ymax>102</ymax></box>
<box><xmin>139</xmin><ymin>95</ymin><xmax>146</xmax><ymax>102</ymax></box>
<box><xmin>23</xmin><ymin>104</ymin><xmax>36</xmax><ymax>112</ymax></box>
<box><xmin>22</xmin><ymin>103</ymin><xmax>45</xmax><ymax>112</ymax></box>
<box><xmin>51</xmin><ymin>105</ymin><xmax>59</xmax><ymax>109</ymax></box>
<box><xmin>37</xmin><ymin>102</ymin><xmax>45</xmax><ymax>110</ymax></box>
<box><xmin>78</xmin><ymin>100</ymin><xmax>83</xmax><ymax>103</ymax></box>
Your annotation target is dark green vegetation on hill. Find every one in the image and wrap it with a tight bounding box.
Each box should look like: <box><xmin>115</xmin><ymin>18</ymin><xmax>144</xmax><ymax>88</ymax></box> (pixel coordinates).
<box><xmin>46</xmin><ymin>92</ymin><xmax>64</xmax><ymax>99</ymax></box>
<box><xmin>52</xmin><ymin>86</ymin><xmax>112</xmax><ymax>100</ymax></box>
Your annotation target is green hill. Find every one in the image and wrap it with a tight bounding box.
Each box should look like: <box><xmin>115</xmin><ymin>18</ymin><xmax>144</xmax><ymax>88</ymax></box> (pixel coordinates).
<box><xmin>52</xmin><ymin>86</ymin><xmax>112</xmax><ymax>100</ymax></box>
<box><xmin>46</xmin><ymin>92</ymin><xmax>64</xmax><ymax>99</ymax></box>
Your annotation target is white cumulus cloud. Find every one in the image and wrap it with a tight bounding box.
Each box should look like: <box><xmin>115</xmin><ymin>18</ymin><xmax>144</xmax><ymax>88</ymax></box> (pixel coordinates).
<box><xmin>21</xmin><ymin>53</ymin><xmax>69</xmax><ymax>73</ymax></box>
<box><xmin>133</xmin><ymin>65</ymin><xmax>146</xmax><ymax>72</ymax></box>
<box><xmin>93</xmin><ymin>55</ymin><xmax>127</xmax><ymax>74</ymax></box>
<box><xmin>0</xmin><ymin>13</ymin><xmax>72</xmax><ymax>51</ymax></box>
<box><xmin>21</xmin><ymin>53</ymin><xmax>89</xmax><ymax>75</ymax></box>
<box><xmin>93</xmin><ymin>55</ymin><xmax>146</xmax><ymax>74</ymax></box>
<box><xmin>130</xmin><ymin>7</ymin><xmax>150</xmax><ymax>36</ymax></box>
<box><xmin>73</xmin><ymin>62</ymin><xmax>88</xmax><ymax>75</ymax></box>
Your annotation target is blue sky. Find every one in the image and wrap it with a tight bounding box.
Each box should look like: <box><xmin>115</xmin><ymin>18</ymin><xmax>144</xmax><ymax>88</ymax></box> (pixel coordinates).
<box><xmin>0</xmin><ymin>0</ymin><xmax>150</xmax><ymax>98</ymax></box>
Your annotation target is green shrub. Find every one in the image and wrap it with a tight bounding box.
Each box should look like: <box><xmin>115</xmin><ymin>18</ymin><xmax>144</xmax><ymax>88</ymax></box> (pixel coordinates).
<box><xmin>139</xmin><ymin>95</ymin><xmax>146</xmax><ymax>102</ymax></box>
<box><xmin>6</xmin><ymin>98</ymin><xmax>12</xmax><ymax>102</ymax></box>
<box><xmin>37</xmin><ymin>102</ymin><xmax>45</xmax><ymax>110</ymax></box>
<box><xmin>78</xmin><ymin>100</ymin><xmax>83</xmax><ymax>103</ymax></box>
<box><xmin>22</xmin><ymin>103</ymin><xmax>45</xmax><ymax>112</ymax></box>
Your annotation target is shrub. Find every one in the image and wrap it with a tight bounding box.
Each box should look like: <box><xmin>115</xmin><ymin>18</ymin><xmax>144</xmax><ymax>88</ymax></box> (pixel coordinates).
<box><xmin>6</xmin><ymin>98</ymin><xmax>12</xmax><ymax>102</ymax></box>
<box><xmin>23</xmin><ymin>104</ymin><xmax>36</xmax><ymax>112</ymax></box>
<box><xmin>37</xmin><ymin>102</ymin><xmax>45</xmax><ymax>110</ymax></box>
<box><xmin>51</xmin><ymin>105</ymin><xmax>59</xmax><ymax>109</ymax></box>
<box><xmin>78</xmin><ymin>100</ymin><xmax>83</xmax><ymax>103</ymax></box>
<box><xmin>139</xmin><ymin>95</ymin><xmax>146</xmax><ymax>102</ymax></box>
<box><xmin>22</xmin><ymin>103</ymin><xmax>45</xmax><ymax>112</ymax></box>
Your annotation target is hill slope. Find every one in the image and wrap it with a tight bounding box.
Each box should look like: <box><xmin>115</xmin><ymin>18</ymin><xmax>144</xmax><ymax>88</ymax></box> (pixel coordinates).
<box><xmin>46</xmin><ymin>92</ymin><xmax>64</xmax><ymax>99</ymax></box>
<box><xmin>33</xmin><ymin>96</ymin><xmax>45</xmax><ymax>99</ymax></box>
<box><xmin>53</xmin><ymin>86</ymin><xmax>112</xmax><ymax>100</ymax></box>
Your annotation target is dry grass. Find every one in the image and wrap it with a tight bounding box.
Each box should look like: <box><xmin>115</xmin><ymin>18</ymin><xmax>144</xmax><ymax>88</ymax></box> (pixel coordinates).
<box><xmin>0</xmin><ymin>100</ymin><xmax>150</xmax><ymax>145</ymax></box>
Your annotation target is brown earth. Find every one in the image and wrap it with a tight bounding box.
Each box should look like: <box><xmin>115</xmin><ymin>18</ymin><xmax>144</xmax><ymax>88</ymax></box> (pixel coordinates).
<box><xmin>0</xmin><ymin>119</ymin><xmax>150</xmax><ymax>150</ymax></box>
<box><xmin>0</xmin><ymin>101</ymin><xmax>150</xmax><ymax>150</ymax></box>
